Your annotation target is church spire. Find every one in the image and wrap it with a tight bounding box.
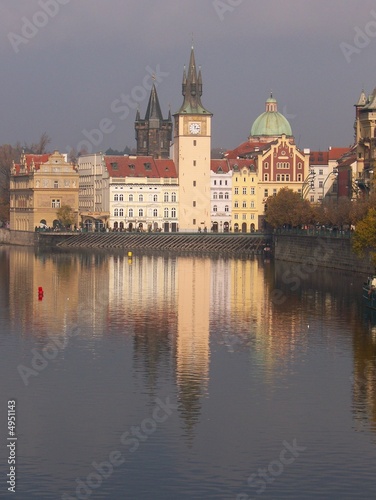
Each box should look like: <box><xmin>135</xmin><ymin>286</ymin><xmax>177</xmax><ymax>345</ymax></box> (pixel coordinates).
<box><xmin>177</xmin><ymin>46</ymin><xmax>211</xmax><ymax>115</ymax></box>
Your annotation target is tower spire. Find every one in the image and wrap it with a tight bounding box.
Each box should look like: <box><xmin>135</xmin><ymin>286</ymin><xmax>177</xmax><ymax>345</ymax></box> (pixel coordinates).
<box><xmin>177</xmin><ymin>46</ymin><xmax>211</xmax><ymax>115</ymax></box>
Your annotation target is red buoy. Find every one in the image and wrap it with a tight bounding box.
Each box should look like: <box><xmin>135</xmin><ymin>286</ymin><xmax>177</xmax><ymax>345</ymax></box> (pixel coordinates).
<box><xmin>38</xmin><ymin>286</ymin><xmax>44</xmax><ymax>300</ymax></box>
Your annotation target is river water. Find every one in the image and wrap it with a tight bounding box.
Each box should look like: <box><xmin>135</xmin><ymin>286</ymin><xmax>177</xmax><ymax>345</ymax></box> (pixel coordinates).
<box><xmin>0</xmin><ymin>245</ymin><xmax>375</xmax><ymax>499</ymax></box>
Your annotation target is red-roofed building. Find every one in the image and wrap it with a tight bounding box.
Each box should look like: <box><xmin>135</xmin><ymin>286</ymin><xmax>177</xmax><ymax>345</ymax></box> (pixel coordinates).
<box><xmin>78</xmin><ymin>153</ymin><xmax>178</xmax><ymax>231</ymax></box>
<box><xmin>10</xmin><ymin>151</ymin><xmax>79</xmax><ymax>231</ymax></box>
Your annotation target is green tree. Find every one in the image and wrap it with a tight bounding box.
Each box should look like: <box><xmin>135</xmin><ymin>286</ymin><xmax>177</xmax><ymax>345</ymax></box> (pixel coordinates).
<box><xmin>56</xmin><ymin>205</ymin><xmax>76</xmax><ymax>228</ymax></box>
<box><xmin>265</xmin><ymin>187</ymin><xmax>313</xmax><ymax>228</ymax></box>
<box><xmin>352</xmin><ymin>208</ymin><xmax>376</xmax><ymax>268</ymax></box>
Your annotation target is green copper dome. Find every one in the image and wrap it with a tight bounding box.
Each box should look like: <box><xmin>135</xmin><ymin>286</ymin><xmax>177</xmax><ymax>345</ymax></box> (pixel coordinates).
<box><xmin>250</xmin><ymin>95</ymin><xmax>292</xmax><ymax>137</ymax></box>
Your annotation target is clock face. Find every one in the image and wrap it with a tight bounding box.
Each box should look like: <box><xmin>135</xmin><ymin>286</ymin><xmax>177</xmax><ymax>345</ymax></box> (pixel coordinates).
<box><xmin>189</xmin><ymin>122</ymin><xmax>201</xmax><ymax>134</ymax></box>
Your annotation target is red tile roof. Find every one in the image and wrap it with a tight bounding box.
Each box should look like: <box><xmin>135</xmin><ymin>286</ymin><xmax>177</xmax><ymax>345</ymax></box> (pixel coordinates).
<box><xmin>224</xmin><ymin>140</ymin><xmax>274</xmax><ymax>159</ymax></box>
<box><xmin>210</xmin><ymin>158</ymin><xmax>257</xmax><ymax>173</ymax></box>
<box><xmin>309</xmin><ymin>151</ymin><xmax>329</xmax><ymax>165</ymax></box>
<box><xmin>105</xmin><ymin>155</ymin><xmax>177</xmax><ymax>179</ymax></box>
<box><xmin>328</xmin><ymin>147</ymin><xmax>351</xmax><ymax>160</ymax></box>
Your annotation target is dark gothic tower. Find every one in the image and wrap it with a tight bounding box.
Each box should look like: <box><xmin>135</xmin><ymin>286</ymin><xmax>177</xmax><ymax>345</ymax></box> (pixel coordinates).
<box><xmin>135</xmin><ymin>83</ymin><xmax>172</xmax><ymax>159</ymax></box>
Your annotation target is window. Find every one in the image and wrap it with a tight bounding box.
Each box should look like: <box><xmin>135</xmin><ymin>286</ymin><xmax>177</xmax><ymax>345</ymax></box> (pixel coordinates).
<box><xmin>119</xmin><ymin>194</ymin><xmax>124</xmax><ymax>201</ymax></box>
<box><xmin>264</xmin><ymin>173</ymin><xmax>269</xmax><ymax>181</ymax></box>
<box><xmin>193</xmin><ymin>181</ymin><xmax>196</xmax><ymax>187</ymax></box>
<box><xmin>234</xmin><ymin>187</ymin><xmax>239</xmax><ymax>195</ymax></box>
<box><xmin>264</xmin><ymin>162</ymin><xmax>269</xmax><ymax>169</ymax></box>
<box><xmin>164</xmin><ymin>192</ymin><xmax>169</xmax><ymax>202</ymax></box>
<box><xmin>213</xmin><ymin>205</ymin><xmax>218</xmax><ymax>212</ymax></box>
<box><xmin>139</xmin><ymin>194</ymin><xmax>143</xmax><ymax>202</ymax></box>
<box><xmin>153</xmin><ymin>208</ymin><xmax>158</xmax><ymax>217</ymax></box>
<box><xmin>298</xmin><ymin>162</ymin><xmax>302</xmax><ymax>169</ymax></box>
<box><xmin>319</xmin><ymin>181</ymin><xmax>323</xmax><ymax>188</ymax></box>
<box><xmin>171</xmin><ymin>192</ymin><xmax>177</xmax><ymax>202</ymax></box>
<box><xmin>129</xmin><ymin>194</ymin><xmax>133</xmax><ymax>202</ymax></box>
<box><xmin>213</xmin><ymin>192</ymin><xmax>218</xmax><ymax>199</ymax></box>
<box><xmin>242</xmin><ymin>187</ymin><xmax>247</xmax><ymax>195</ymax></box>
<box><xmin>225</xmin><ymin>192</ymin><xmax>229</xmax><ymax>199</ymax></box>
<box><xmin>219</xmin><ymin>192</ymin><xmax>223</xmax><ymax>199</ymax></box>
<box><xmin>153</xmin><ymin>194</ymin><xmax>158</xmax><ymax>202</ymax></box>
<box><xmin>319</xmin><ymin>169</ymin><xmax>323</xmax><ymax>175</ymax></box>
<box><xmin>139</xmin><ymin>209</ymin><xmax>143</xmax><ymax>217</ymax></box>
<box><xmin>242</xmin><ymin>214</ymin><xmax>246</xmax><ymax>220</ymax></box>
<box><xmin>114</xmin><ymin>194</ymin><xmax>119</xmax><ymax>201</ymax></box>
<box><xmin>193</xmin><ymin>140</ymin><xmax>196</xmax><ymax>146</ymax></box>
<box><xmin>297</xmin><ymin>174</ymin><xmax>302</xmax><ymax>182</ymax></box>
<box><xmin>250</xmin><ymin>201</ymin><xmax>255</xmax><ymax>208</ymax></box>
<box><xmin>171</xmin><ymin>207</ymin><xmax>176</xmax><ymax>217</ymax></box>
<box><xmin>225</xmin><ymin>205</ymin><xmax>229</xmax><ymax>212</ymax></box>
<box><xmin>193</xmin><ymin>219</ymin><xmax>196</xmax><ymax>225</ymax></box>
<box><xmin>234</xmin><ymin>214</ymin><xmax>239</xmax><ymax>220</ymax></box>
<box><xmin>234</xmin><ymin>201</ymin><xmax>239</xmax><ymax>208</ymax></box>
<box><xmin>264</xmin><ymin>189</ymin><xmax>269</xmax><ymax>197</ymax></box>
<box><xmin>51</xmin><ymin>199</ymin><xmax>60</xmax><ymax>208</ymax></box>
<box><xmin>310</xmin><ymin>195</ymin><xmax>315</xmax><ymax>202</ymax></box>
<box><xmin>128</xmin><ymin>208</ymin><xmax>133</xmax><ymax>217</ymax></box>
<box><xmin>214</xmin><ymin>180</ymin><xmax>217</xmax><ymax>185</ymax></box>
<box><xmin>250</xmin><ymin>214</ymin><xmax>255</xmax><ymax>220</ymax></box>
<box><xmin>193</xmin><ymin>160</ymin><xmax>196</xmax><ymax>166</ymax></box>
<box><xmin>242</xmin><ymin>201</ymin><xmax>247</xmax><ymax>208</ymax></box>
<box><xmin>164</xmin><ymin>208</ymin><xmax>169</xmax><ymax>218</ymax></box>
<box><xmin>193</xmin><ymin>201</ymin><xmax>196</xmax><ymax>207</ymax></box>
<box><xmin>119</xmin><ymin>209</ymin><xmax>124</xmax><ymax>217</ymax></box>
<box><xmin>219</xmin><ymin>180</ymin><xmax>222</xmax><ymax>186</ymax></box>
<box><xmin>114</xmin><ymin>208</ymin><xmax>119</xmax><ymax>216</ymax></box>
<box><xmin>250</xmin><ymin>187</ymin><xmax>255</xmax><ymax>195</ymax></box>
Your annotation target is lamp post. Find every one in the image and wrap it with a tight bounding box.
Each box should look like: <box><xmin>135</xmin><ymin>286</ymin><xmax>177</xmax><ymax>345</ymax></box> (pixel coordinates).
<box><xmin>302</xmin><ymin>169</ymin><xmax>315</xmax><ymax>199</ymax></box>
<box><xmin>321</xmin><ymin>168</ymin><xmax>338</xmax><ymax>201</ymax></box>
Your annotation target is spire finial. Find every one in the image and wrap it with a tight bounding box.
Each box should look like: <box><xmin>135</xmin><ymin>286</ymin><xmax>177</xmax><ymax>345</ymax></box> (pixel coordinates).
<box><xmin>191</xmin><ymin>32</ymin><xmax>194</xmax><ymax>48</ymax></box>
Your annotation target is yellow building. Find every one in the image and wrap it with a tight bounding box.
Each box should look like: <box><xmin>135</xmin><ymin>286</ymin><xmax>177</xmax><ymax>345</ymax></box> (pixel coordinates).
<box><xmin>226</xmin><ymin>95</ymin><xmax>309</xmax><ymax>231</ymax></box>
<box><xmin>10</xmin><ymin>151</ymin><xmax>79</xmax><ymax>231</ymax></box>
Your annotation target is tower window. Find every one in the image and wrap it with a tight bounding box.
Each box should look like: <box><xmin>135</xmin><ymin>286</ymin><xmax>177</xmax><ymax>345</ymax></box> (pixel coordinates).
<box><xmin>193</xmin><ymin>140</ymin><xmax>197</xmax><ymax>146</ymax></box>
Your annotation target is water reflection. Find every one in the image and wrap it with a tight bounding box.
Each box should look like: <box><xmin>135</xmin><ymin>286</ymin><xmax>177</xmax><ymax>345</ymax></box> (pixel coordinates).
<box><xmin>2</xmin><ymin>245</ymin><xmax>376</xmax><ymax>498</ymax></box>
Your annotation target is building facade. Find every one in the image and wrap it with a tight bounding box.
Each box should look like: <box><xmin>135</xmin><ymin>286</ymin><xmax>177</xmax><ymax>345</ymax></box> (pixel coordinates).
<box><xmin>10</xmin><ymin>151</ymin><xmax>79</xmax><ymax>231</ymax></box>
<box><xmin>173</xmin><ymin>47</ymin><xmax>212</xmax><ymax>232</ymax></box>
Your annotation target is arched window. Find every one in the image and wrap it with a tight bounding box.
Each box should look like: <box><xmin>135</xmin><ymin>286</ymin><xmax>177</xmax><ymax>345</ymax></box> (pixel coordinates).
<box><xmin>114</xmin><ymin>194</ymin><xmax>119</xmax><ymax>201</ymax></box>
<box><xmin>114</xmin><ymin>208</ymin><xmax>119</xmax><ymax>216</ymax></box>
<box><xmin>213</xmin><ymin>192</ymin><xmax>218</xmax><ymax>199</ymax></box>
<box><xmin>119</xmin><ymin>208</ymin><xmax>124</xmax><ymax>216</ymax></box>
<box><xmin>153</xmin><ymin>194</ymin><xmax>158</xmax><ymax>202</ymax></box>
<box><xmin>219</xmin><ymin>192</ymin><xmax>223</xmax><ymax>199</ymax></box>
<box><xmin>128</xmin><ymin>208</ymin><xmax>133</xmax><ymax>217</ymax></box>
<box><xmin>139</xmin><ymin>194</ymin><xmax>143</xmax><ymax>202</ymax></box>
<box><xmin>171</xmin><ymin>207</ymin><xmax>176</xmax><ymax>217</ymax></box>
<box><xmin>224</xmin><ymin>192</ymin><xmax>229</xmax><ymax>199</ymax></box>
<box><xmin>213</xmin><ymin>205</ymin><xmax>218</xmax><ymax>212</ymax></box>
<box><xmin>171</xmin><ymin>192</ymin><xmax>177</xmax><ymax>202</ymax></box>
<box><xmin>164</xmin><ymin>192</ymin><xmax>169</xmax><ymax>202</ymax></box>
<box><xmin>129</xmin><ymin>194</ymin><xmax>133</xmax><ymax>202</ymax></box>
<box><xmin>164</xmin><ymin>207</ymin><xmax>169</xmax><ymax>218</ymax></box>
<box><xmin>139</xmin><ymin>208</ymin><xmax>143</xmax><ymax>217</ymax></box>
<box><xmin>119</xmin><ymin>194</ymin><xmax>124</xmax><ymax>201</ymax></box>
<box><xmin>153</xmin><ymin>208</ymin><xmax>158</xmax><ymax>217</ymax></box>
<box><xmin>225</xmin><ymin>205</ymin><xmax>229</xmax><ymax>212</ymax></box>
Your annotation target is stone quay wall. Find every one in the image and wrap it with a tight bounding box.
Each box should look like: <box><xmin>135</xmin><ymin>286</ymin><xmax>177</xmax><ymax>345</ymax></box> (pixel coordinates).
<box><xmin>273</xmin><ymin>233</ymin><xmax>373</xmax><ymax>276</ymax></box>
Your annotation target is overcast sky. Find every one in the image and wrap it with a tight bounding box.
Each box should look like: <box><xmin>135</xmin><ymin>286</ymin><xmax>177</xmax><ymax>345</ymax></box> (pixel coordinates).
<box><xmin>1</xmin><ymin>0</ymin><xmax>376</xmax><ymax>155</ymax></box>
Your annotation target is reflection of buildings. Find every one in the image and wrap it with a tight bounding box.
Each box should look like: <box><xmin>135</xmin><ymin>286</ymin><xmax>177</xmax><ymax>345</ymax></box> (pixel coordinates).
<box><xmin>352</xmin><ymin>314</ymin><xmax>376</xmax><ymax>431</ymax></box>
<box><xmin>176</xmin><ymin>257</ymin><xmax>210</xmax><ymax>437</ymax></box>
<box><xmin>8</xmin><ymin>248</ymin><xmax>109</xmax><ymax>341</ymax></box>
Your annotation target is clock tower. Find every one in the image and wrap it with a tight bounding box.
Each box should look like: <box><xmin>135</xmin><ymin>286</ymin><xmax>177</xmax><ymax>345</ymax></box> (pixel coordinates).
<box><xmin>173</xmin><ymin>47</ymin><xmax>212</xmax><ymax>231</ymax></box>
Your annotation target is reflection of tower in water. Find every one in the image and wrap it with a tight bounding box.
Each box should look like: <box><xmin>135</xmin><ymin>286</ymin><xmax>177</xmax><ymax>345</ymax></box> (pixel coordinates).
<box><xmin>176</xmin><ymin>257</ymin><xmax>210</xmax><ymax>439</ymax></box>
